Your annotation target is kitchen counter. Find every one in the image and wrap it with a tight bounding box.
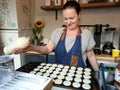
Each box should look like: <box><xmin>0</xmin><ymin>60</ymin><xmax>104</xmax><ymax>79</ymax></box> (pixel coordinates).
<box><xmin>25</xmin><ymin>51</ymin><xmax>120</xmax><ymax>62</ymax></box>
<box><xmin>96</xmin><ymin>54</ymin><xmax>120</xmax><ymax>62</ymax></box>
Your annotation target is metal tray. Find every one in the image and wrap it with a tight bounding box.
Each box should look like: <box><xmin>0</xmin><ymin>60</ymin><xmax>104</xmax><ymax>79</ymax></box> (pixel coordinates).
<box><xmin>17</xmin><ymin>62</ymin><xmax>94</xmax><ymax>90</ymax></box>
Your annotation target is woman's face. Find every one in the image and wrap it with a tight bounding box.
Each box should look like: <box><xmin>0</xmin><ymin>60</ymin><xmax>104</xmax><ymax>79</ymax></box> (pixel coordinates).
<box><xmin>63</xmin><ymin>8</ymin><xmax>80</xmax><ymax>30</ymax></box>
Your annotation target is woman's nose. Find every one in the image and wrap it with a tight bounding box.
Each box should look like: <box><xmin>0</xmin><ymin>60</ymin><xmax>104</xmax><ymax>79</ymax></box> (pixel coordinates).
<box><xmin>66</xmin><ymin>20</ymin><xmax>71</xmax><ymax>25</ymax></box>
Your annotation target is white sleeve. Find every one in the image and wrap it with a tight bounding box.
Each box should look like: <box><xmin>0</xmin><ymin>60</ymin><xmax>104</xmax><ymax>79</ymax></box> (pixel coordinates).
<box><xmin>81</xmin><ymin>29</ymin><xmax>95</xmax><ymax>52</ymax></box>
<box><xmin>50</xmin><ymin>27</ymin><xmax>64</xmax><ymax>47</ymax></box>
<box><xmin>87</xmin><ymin>32</ymin><xmax>96</xmax><ymax>51</ymax></box>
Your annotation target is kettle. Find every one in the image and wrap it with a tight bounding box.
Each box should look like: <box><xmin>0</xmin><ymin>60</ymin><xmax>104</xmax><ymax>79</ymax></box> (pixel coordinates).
<box><xmin>102</xmin><ymin>41</ymin><xmax>115</xmax><ymax>55</ymax></box>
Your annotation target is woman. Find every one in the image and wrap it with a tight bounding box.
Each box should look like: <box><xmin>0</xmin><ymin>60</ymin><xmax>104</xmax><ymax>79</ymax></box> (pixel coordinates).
<box><xmin>14</xmin><ymin>1</ymin><xmax>99</xmax><ymax>71</ymax></box>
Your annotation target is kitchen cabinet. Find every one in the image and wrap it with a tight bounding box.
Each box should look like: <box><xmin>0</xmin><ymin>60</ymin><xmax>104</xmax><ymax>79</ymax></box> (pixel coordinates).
<box><xmin>41</xmin><ymin>2</ymin><xmax>120</xmax><ymax>20</ymax></box>
<box><xmin>21</xmin><ymin>52</ymin><xmax>56</xmax><ymax>66</ymax></box>
<box><xmin>23</xmin><ymin>51</ymin><xmax>120</xmax><ymax>67</ymax></box>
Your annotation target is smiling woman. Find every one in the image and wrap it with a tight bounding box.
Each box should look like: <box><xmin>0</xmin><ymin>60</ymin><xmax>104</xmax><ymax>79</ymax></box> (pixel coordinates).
<box><xmin>13</xmin><ymin>1</ymin><xmax>99</xmax><ymax>71</ymax></box>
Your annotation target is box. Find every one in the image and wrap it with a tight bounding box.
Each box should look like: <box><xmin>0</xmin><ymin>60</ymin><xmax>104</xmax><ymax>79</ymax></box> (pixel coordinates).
<box><xmin>0</xmin><ymin>71</ymin><xmax>53</xmax><ymax>90</ymax></box>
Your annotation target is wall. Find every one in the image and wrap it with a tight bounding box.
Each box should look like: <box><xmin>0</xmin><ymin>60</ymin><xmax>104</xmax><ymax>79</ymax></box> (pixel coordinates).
<box><xmin>35</xmin><ymin>0</ymin><xmax>120</xmax><ymax>48</ymax></box>
<box><xmin>0</xmin><ymin>0</ymin><xmax>18</xmax><ymax>29</ymax></box>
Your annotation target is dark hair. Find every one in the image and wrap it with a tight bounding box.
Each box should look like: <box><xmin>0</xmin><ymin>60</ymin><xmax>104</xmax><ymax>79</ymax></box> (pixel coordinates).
<box><xmin>63</xmin><ymin>1</ymin><xmax>81</xmax><ymax>15</ymax></box>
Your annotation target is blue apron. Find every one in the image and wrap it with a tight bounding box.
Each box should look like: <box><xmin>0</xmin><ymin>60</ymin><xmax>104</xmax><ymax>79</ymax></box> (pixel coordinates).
<box><xmin>55</xmin><ymin>28</ymin><xmax>85</xmax><ymax>67</ymax></box>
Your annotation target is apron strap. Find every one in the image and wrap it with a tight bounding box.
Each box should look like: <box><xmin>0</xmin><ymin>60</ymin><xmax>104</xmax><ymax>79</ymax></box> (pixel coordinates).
<box><xmin>61</xmin><ymin>28</ymin><xmax>67</xmax><ymax>41</ymax></box>
<box><xmin>61</xmin><ymin>27</ymin><xmax>82</xmax><ymax>41</ymax></box>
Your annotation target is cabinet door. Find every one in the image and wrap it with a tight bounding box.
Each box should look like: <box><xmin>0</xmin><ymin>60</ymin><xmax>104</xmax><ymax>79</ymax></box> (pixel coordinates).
<box><xmin>16</xmin><ymin>0</ymin><xmax>35</xmax><ymax>29</ymax></box>
<box><xmin>24</xmin><ymin>54</ymin><xmax>47</xmax><ymax>64</ymax></box>
<box><xmin>48</xmin><ymin>55</ymin><xmax>56</xmax><ymax>63</ymax></box>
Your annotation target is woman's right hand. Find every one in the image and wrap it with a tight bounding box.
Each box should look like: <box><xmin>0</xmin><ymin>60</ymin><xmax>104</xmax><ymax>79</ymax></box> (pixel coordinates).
<box><xmin>13</xmin><ymin>44</ymin><xmax>34</xmax><ymax>54</ymax></box>
<box><xmin>13</xmin><ymin>48</ymin><xmax>26</xmax><ymax>54</ymax></box>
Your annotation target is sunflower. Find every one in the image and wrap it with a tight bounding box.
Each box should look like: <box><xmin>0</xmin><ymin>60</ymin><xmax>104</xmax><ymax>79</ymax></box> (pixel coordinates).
<box><xmin>34</xmin><ymin>20</ymin><xmax>44</xmax><ymax>28</ymax></box>
<box><xmin>32</xmin><ymin>20</ymin><xmax>44</xmax><ymax>44</ymax></box>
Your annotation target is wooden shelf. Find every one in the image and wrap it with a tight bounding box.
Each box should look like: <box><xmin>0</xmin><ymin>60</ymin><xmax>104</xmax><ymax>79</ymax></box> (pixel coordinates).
<box><xmin>41</xmin><ymin>6</ymin><xmax>62</xmax><ymax>11</ymax></box>
<box><xmin>81</xmin><ymin>2</ymin><xmax>120</xmax><ymax>9</ymax></box>
<box><xmin>41</xmin><ymin>2</ymin><xmax>120</xmax><ymax>10</ymax></box>
<box><xmin>41</xmin><ymin>2</ymin><xmax>120</xmax><ymax>20</ymax></box>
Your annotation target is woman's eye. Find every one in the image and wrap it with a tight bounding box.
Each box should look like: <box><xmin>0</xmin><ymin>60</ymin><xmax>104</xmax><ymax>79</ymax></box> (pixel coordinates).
<box><xmin>64</xmin><ymin>18</ymin><xmax>67</xmax><ymax>21</ymax></box>
<box><xmin>69</xmin><ymin>17</ymin><xmax>74</xmax><ymax>20</ymax></box>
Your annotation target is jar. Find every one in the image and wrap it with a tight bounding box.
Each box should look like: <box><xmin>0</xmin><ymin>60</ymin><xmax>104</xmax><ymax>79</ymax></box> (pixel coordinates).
<box><xmin>0</xmin><ymin>55</ymin><xmax>14</xmax><ymax>71</ymax></box>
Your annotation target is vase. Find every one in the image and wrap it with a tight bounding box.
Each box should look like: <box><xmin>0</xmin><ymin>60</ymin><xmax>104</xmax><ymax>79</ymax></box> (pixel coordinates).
<box><xmin>32</xmin><ymin>36</ymin><xmax>39</xmax><ymax>46</ymax></box>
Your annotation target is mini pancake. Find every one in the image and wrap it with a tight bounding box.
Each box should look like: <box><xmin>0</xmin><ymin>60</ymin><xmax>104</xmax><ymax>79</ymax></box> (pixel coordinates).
<box><xmin>57</xmin><ymin>64</ymin><xmax>64</xmax><ymax>68</ymax></box>
<box><xmin>29</xmin><ymin>71</ymin><xmax>36</xmax><ymax>74</ymax></box>
<box><xmin>65</xmin><ymin>76</ymin><xmax>73</xmax><ymax>81</ymax></box>
<box><xmin>43</xmin><ymin>73</ymin><xmax>50</xmax><ymax>77</ymax></box>
<box><xmin>50</xmin><ymin>74</ymin><xmax>57</xmax><ymax>79</ymax></box>
<box><xmin>54</xmin><ymin>79</ymin><xmax>62</xmax><ymax>85</ymax></box>
<box><xmin>83</xmin><ymin>79</ymin><xmax>91</xmax><ymax>84</ymax></box>
<box><xmin>82</xmin><ymin>84</ymin><xmax>91</xmax><ymax>90</ymax></box>
<box><xmin>33</xmin><ymin>68</ymin><xmax>39</xmax><ymax>72</ymax></box>
<box><xmin>58</xmin><ymin>75</ymin><xmax>65</xmax><ymax>80</ymax></box>
<box><xmin>36</xmin><ymin>72</ymin><xmax>42</xmax><ymax>76</ymax></box>
<box><xmin>63</xmin><ymin>80</ymin><xmax>71</xmax><ymax>86</ymax></box>
<box><xmin>74</xmin><ymin>77</ymin><xmax>82</xmax><ymax>82</ymax></box>
<box><xmin>72</xmin><ymin>82</ymin><xmax>81</xmax><ymax>88</ymax></box>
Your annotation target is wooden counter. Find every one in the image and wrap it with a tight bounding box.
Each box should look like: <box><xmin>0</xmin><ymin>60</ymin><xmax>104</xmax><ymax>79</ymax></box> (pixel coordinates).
<box><xmin>96</xmin><ymin>54</ymin><xmax>120</xmax><ymax>62</ymax></box>
<box><xmin>25</xmin><ymin>51</ymin><xmax>120</xmax><ymax>62</ymax></box>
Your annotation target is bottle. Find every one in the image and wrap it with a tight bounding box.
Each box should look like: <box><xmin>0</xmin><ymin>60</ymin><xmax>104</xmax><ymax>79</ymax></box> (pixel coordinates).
<box><xmin>4</xmin><ymin>37</ymin><xmax>30</xmax><ymax>55</ymax></box>
<box><xmin>114</xmin><ymin>63</ymin><xmax>120</xmax><ymax>82</ymax></box>
<box><xmin>104</xmin><ymin>66</ymin><xmax>108</xmax><ymax>81</ymax></box>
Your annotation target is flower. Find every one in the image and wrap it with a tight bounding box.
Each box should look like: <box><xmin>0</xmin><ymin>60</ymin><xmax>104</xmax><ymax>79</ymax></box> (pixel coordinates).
<box><xmin>35</xmin><ymin>20</ymin><xmax>44</xmax><ymax>28</ymax></box>
<box><xmin>32</xmin><ymin>20</ymin><xmax>44</xmax><ymax>41</ymax></box>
